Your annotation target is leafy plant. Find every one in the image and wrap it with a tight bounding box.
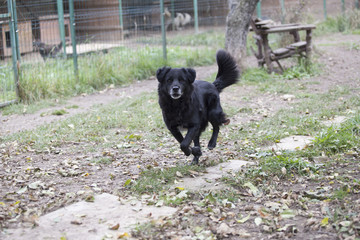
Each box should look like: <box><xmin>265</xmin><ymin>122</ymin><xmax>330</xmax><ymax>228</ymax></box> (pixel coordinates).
<box><xmin>280</xmin><ymin>58</ymin><xmax>321</xmax><ymax>80</ymax></box>
<box><xmin>131</xmin><ymin>164</ymin><xmax>205</xmax><ymax>194</ymax></box>
<box><xmin>312</xmin><ymin>114</ymin><xmax>360</xmax><ymax>155</ymax></box>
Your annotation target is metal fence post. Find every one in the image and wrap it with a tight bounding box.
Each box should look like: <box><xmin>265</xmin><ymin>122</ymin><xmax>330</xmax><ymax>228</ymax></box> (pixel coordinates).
<box><xmin>356</xmin><ymin>0</ymin><xmax>359</xmax><ymax>9</ymax></box>
<box><xmin>257</xmin><ymin>1</ymin><xmax>262</xmax><ymax>19</ymax></box>
<box><xmin>118</xmin><ymin>0</ymin><xmax>124</xmax><ymax>40</ymax></box>
<box><xmin>12</xmin><ymin>0</ymin><xmax>20</xmax><ymax>61</ymax></box>
<box><xmin>160</xmin><ymin>0</ymin><xmax>167</xmax><ymax>60</ymax></box>
<box><xmin>193</xmin><ymin>0</ymin><xmax>199</xmax><ymax>33</ymax></box>
<box><xmin>323</xmin><ymin>0</ymin><xmax>327</xmax><ymax>19</ymax></box>
<box><xmin>171</xmin><ymin>0</ymin><xmax>175</xmax><ymax>30</ymax></box>
<box><xmin>341</xmin><ymin>0</ymin><xmax>345</xmax><ymax>14</ymax></box>
<box><xmin>57</xmin><ymin>0</ymin><xmax>67</xmax><ymax>58</ymax></box>
<box><xmin>69</xmin><ymin>0</ymin><xmax>78</xmax><ymax>76</ymax></box>
<box><xmin>279</xmin><ymin>0</ymin><xmax>285</xmax><ymax>23</ymax></box>
<box><xmin>7</xmin><ymin>0</ymin><xmax>19</xmax><ymax>99</ymax></box>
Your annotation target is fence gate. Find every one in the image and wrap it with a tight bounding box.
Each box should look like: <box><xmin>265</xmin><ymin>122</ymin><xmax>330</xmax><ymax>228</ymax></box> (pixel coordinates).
<box><xmin>0</xmin><ymin>0</ymin><xmax>19</xmax><ymax>108</ymax></box>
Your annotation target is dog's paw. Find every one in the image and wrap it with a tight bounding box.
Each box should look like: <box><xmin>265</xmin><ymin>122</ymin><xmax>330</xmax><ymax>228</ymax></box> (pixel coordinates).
<box><xmin>180</xmin><ymin>144</ymin><xmax>192</xmax><ymax>156</ymax></box>
<box><xmin>208</xmin><ymin>141</ymin><xmax>216</xmax><ymax>150</ymax></box>
<box><xmin>190</xmin><ymin>156</ymin><xmax>199</xmax><ymax>165</ymax></box>
<box><xmin>191</xmin><ymin>146</ymin><xmax>202</xmax><ymax>156</ymax></box>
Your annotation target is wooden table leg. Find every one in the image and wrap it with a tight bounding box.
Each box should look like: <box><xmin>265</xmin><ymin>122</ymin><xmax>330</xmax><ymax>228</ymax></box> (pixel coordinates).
<box><xmin>305</xmin><ymin>29</ymin><xmax>312</xmax><ymax>59</ymax></box>
<box><xmin>290</xmin><ymin>30</ymin><xmax>300</xmax><ymax>42</ymax></box>
<box><xmin>261</xmin><ymin>33</ymin><xmax>273</xmax><ymax>73</ymax></box>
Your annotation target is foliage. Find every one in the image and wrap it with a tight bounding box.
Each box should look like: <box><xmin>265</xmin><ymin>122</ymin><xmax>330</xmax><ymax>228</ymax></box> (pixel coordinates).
<box><xmin>315</xmin><ymin>10</ymin><xmax>360</xmax><ymax>35</ymax></box>
<box><xmin>312</xmin><ymin>114</ymin><xmax>360</xmax><ymax>155</ymax></box>
<box><xmin>280</xmin><ymin>58</ymin><xmax>322</xmax><ymax>80</ymax></box>
<box><xmin>131</xmin><ymin>165</ymin><xmax>205</xmax><ymax>194</ymax></box>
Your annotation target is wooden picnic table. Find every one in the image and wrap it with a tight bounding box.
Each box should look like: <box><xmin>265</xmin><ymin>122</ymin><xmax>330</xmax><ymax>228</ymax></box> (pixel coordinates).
<box><xmin>250</xmin><ymin>19</ymin><xmax>316</xmax><ymax>73</ymax></box>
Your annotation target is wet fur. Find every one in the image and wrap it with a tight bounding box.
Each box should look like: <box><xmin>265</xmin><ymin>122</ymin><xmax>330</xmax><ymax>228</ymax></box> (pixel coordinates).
<box><xmin>156</xmin><ymin>50</ymin><xmax>240</xmax><ymax>164</ymax></box>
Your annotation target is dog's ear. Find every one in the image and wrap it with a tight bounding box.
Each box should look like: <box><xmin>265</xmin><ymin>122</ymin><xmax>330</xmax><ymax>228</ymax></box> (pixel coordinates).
<box><xmin>182</xmin><ymin>68</ymin><xmax>196</xmax><ymax>84</ymax></box>
<box><xmin>156</xmin><ymin>67</ymin><xmax>171</xmax><ymax>83</ymax></box>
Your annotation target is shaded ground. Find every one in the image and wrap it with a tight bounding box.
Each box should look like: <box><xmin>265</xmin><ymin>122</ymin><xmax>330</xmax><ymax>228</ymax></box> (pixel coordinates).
<box><xmin>1</xmin><ymin>33</ymin><xmax>360</xmax><ymax>239</ymax></box>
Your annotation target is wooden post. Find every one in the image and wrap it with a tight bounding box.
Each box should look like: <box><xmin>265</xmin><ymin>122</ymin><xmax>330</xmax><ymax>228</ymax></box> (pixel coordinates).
<box><xmin>305</xmin><ymin>29</ymin><xmax>312</xmax><ymax>59</ymax></box>
<box><xmin>290</xmin><ymin>30</ymin><xmax>300</xmax><ymax>42</ymax></box>
<box><xmin>262</xmin><ymin>33</ymin><xmax>273</xmax><ymax>73</ymax></box>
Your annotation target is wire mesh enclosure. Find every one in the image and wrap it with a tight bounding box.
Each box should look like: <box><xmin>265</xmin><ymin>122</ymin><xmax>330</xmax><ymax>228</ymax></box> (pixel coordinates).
<box><xmin>0</xmin><ymin>0</ymin><xmax>358</xmax><ymax>106</ymax></box>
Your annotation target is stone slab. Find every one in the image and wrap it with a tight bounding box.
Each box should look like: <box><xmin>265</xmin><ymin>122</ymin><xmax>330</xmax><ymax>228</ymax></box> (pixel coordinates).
<box><xmin>3</xmin><ymin>193</ymin><xmax>177</xmax><ymax>240</ymax></box>
<box><xmin>174</xmin><ymin>160</ymin><xmax>252</xmax><ymax>191</ymax></box>
<box><xmin>265</xmin><ymin>135</ymin><xmax>314</xmax><ymax>151</ymax></box>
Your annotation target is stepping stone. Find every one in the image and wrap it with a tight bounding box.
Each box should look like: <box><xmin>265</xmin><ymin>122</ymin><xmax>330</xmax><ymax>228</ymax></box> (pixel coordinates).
<box><xmin>3</xmin><ymin>193</ymin><xmax>177</xmax><ymax>240</ymax></box>
<box><xmin>173</xmin><ymin>160</ymin><xmax>252</xmax><ymax>191</ymax></box>
<box><xmin>322</xmin><ymin>116</ymin><xmax>347</xmax><ymax>127</ymax></box>
<box><xmin>265</xmin><ymin>135</ymin><xmax>314</xmax><ymax>151</ymax></box>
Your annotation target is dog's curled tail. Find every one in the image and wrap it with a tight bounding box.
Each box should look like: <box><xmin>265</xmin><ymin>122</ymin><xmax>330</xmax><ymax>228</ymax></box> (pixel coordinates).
<box><xmin>213</xmin><ymin>49</ymin><xmax>240</xmax><ymax>93</ymax></box>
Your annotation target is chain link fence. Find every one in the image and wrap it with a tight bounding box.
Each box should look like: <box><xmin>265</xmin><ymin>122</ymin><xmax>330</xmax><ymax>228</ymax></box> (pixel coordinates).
<box><xmin>0</xmin><ymin>0</ymin><xmax>359</xmax><ymax>106</ymax></box>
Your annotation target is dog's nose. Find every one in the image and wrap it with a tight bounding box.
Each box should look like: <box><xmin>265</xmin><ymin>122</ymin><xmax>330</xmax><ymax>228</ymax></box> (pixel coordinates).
<box><xmin>172</xmin><ymin>86</ymin><xmax>180</xmax><ymax>92</ymax></box>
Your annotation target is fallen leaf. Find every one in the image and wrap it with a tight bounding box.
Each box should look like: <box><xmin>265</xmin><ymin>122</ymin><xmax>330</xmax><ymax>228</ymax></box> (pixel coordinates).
<box><xmin>278</xmin><ymin>224</ymin><xmax>297</xmax><ymax>233</ymax></box>
<box><xmin>70</xmin><ymin>220</ymin><xmax>82</xmax><ymax>225</ymax></box>
<box><xmin>237</xmin><ymin>214</ymin><xmax>250</xmax><ymax>224</ymax></box>
<box><xmin>320</xmin><ymin>217</ymin><xmax>329</xmax><ymax>227</ymax></box>
<box><xmin>243</xmin><ymin>182</ymin><xmax>261</xmax><ymax>197</ymax></box>
<box><xmin>124</xmin><ymin>179</ymin><xmax>131</xmax><ymax>187</ymax></box>
<box><xmin>109</xmin><ymin>223</ymin><xmax>120</xmax><ymax>230</ymax></box>
<box><xmin>155</xmin><ymin>200</ymin><xmax>164</xmax><ymax>207</ymax></box>
<box><xmin>118</xmin><ymin>232</ymin><xmax>130</xmax><ymax>238</ymax></box>
<box><xmin>280</xmin><ymin>209</ymin><xmax>297</xmax><ymax>219</ymax></box>
<box><xmin>217</xmin><ymin>222</ymin><xmax>234</xmax><ymax>236</ymax></box>
<box><xmin>254</xmin><ymin>217</ymin><xmax>263</xmax><ymax>226</ymax></box>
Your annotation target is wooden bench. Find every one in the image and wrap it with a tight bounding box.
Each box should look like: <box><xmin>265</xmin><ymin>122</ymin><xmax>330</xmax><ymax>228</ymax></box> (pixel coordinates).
<box><xmin>250</xmin><ymin>19</ymin><xmax>316</xmax><ymax>73</ymax></box>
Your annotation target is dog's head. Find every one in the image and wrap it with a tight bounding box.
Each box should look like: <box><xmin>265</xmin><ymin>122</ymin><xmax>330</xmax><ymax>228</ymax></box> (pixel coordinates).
<box><xmin>156</xmin><ymin>67</ymin><xmax>196</xmax><ymax>100</ymax></box>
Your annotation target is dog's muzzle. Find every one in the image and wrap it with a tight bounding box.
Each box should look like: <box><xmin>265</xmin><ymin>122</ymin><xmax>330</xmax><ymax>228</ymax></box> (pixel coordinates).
<box><xmin>170</xmin><ymin>86</ymin><xmax>182</xmax><ymax>99</ymax></box>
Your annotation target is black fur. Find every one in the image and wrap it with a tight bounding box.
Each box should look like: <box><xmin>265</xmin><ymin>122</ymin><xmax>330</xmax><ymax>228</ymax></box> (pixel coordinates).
<box><xmin>157</xmin><ymin>49</ymin><xmax>240</xmax><ymax>164</ymax></box>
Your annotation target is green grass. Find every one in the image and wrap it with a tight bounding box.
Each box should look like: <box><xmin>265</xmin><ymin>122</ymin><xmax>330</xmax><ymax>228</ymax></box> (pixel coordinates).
<box><xmin>136</xmin><ymin>29</ymin><xmax>225</xmax><ymax>47</ymax></box>
<box><xmin>130</xmin><ymin>164</ymin><xmax>205</xmax><ymax>194</ymax></box>
<box><xmin>312</xmin><ymin>114</ymin><xmax>360</xmax><ymax>155</ymax></box>
<box><xmin>223</xmin><ymin>152</ymin><xmax>318</xmax><ymax>188</ymax></box>
<box><xmin>11</xmin><ymin>46</ymin><xmax>217</xmax><ymax>104</ymax></box>
<box><xmin>0</xmin><ymin>92</ymin><xmax>163</xmax><ymax>150</ymax></box>
<box><xmin>315</xmin><ymin>10</ymin><xmax>360</xmax><ymax>36</ymax></box>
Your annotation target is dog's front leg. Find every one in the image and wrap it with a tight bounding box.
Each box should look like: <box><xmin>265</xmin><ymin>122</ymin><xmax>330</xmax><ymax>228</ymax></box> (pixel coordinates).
<box><xmin>169</xmin><ymin>127</ymin><xmax>184</xmax><ymax>143</ymax></box>
<box><xmin>180</xmin><ymin>127</ymin><xmax>198</xmax><ymax>156</ymax></box>
<box><xmin>169</xmin><ymin>127</ymin><xmax>191</xmax><ymax>156</ymax></box>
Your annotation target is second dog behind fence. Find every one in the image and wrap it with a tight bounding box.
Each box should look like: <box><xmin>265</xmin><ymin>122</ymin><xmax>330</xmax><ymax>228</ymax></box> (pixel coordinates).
<box><xmin>165</xmin><ymin>8</ymin><xmax>192</xmax><ymax>31</ymax></box>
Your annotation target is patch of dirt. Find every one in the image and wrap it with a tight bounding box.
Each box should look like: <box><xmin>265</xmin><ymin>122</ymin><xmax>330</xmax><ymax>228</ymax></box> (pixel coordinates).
<box><xmin>1</xmin><ymin>33</ymin><xmax>360</xmax><ymax>239</ymax></box>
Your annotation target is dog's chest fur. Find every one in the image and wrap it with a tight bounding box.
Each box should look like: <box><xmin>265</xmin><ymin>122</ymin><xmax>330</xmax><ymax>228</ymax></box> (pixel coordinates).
<box><xmin>159</xmin><ymin>95</ymin><xmax>201</xmax><ymax>129</ymax></box>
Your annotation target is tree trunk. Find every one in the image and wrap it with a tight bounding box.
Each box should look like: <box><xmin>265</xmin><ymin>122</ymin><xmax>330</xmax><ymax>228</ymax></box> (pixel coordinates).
<box><xmin>225</xmin><ymin>0</ymin><xmax>259</xmax><ymax>70</ymax></box>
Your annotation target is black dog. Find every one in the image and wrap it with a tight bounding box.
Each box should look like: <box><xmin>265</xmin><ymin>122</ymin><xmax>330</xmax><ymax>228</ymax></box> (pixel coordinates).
<box><xmin>156</xmin><ymin>50</ymin><xmax>240</xmax><ymax>164</ymax></box>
